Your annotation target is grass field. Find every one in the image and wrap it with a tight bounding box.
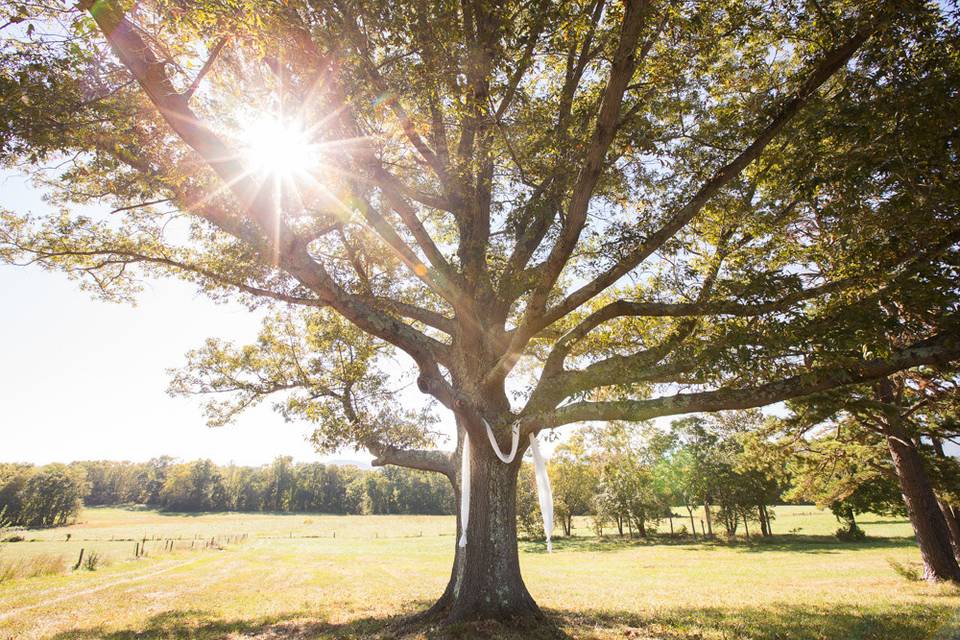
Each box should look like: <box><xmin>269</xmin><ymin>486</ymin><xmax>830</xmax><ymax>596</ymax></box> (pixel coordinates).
<box><xmin>0</xmin><ymin>506</ymin><xmax>958</xmax><ymax>639</ymax></box>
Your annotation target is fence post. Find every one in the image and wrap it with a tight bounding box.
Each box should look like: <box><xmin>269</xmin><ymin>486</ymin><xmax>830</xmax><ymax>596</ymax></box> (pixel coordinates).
<box><xmin>73</xmin><ymin>548</ymin><xmax>84</xmax><ymax>570</ymax></box>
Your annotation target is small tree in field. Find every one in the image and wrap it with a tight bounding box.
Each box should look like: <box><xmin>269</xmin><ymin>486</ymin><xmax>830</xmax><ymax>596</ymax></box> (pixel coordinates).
<box><xmin>516</xmin><ymin>464</ymin><xmax>545</xmax><ymax>540</ymax></box>
<box><xmin>779</xmin><ymin>373</ymin><xmax>960</xmax><ymax>580</ymax></box>
<box><xmin>550</xmin><ymin>431</ymin><xmax>598</xmax><ymax>537</ymax></box>
<box><xmin>3</xmin><ymin>0</ymin><xmax>960</xmax><ymax>621</ymax></box>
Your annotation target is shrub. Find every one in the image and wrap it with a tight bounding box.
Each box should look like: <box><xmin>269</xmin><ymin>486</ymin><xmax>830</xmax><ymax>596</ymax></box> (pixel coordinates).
<box><xmin>888</xmin><ymin>559</ymin><xmax>922</xmax><ymax>582</ymax></box>
<box><xmin>82</xmin><ymin>551</ymin><xmax>101</xmax><ymax>571</ymax></box>
<box><xmin>835</xmin><ymin>523</ymin><xmax>866</xmax><ymax>541</ymax></box>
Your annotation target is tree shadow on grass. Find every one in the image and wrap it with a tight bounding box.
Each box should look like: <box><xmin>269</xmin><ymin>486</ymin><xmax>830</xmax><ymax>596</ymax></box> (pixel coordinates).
<box><xmin>547</xmin><ymin>602</ymin><xmax>960</xmax><ymax>640</ymax></box>
<box><xmin>738</xmin><ymin>533</ymin><xmax>919</xmax><ymax>553</ymax></box>
<box><xmin>43</xmin><ymin>599</ymin><xmax>960</xmax><ymax>640</ymax></box>
<box><xmin>44</xmin><ymin>608</ymin><xmax>405</xmax><ymax>640</ymax></box>
<box><xmin>520</xmin><ymin>534</ymin><xmax>741</xmax><ymax>554</ymax></box>
<box><xmin>520</xmin><ymin>533</ymin><xmax>919</xmax><ymax>555</ymax></box>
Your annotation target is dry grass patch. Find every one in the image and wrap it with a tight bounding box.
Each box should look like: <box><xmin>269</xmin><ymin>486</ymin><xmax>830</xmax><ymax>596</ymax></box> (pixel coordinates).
<box><xmin>0</xmin><ymin>553</ymin><xmax>66</xmax><ymax>582</ymax></box>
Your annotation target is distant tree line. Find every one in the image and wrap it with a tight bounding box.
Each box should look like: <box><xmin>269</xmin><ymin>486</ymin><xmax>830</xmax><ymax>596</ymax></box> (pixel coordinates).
<box><xmin>0</xmin><ymin>464</ymin><xmax>86</xmax><ymax>528</ymax></box>
<box><xmin>3</xmin><ymin>408</ymin><xmax>956</xmax><ymax>557</ymax></box>
<box><xmin>516</xmin><ymin>413</ymin><xmax>787</xmax><ymax>541</ymax></box>
<box><xmin>516</xmin><ymin>409</ymin><xmax>938</xmax><ymax>543</ymax></box>
<box><xmin>0</xmin><ymin>457</ymin><xmax>453</xmax><ymax>527</ymax></box>
<box><xmin>81</xmin><ymin>456</ymin><xmax>455</xmax><ymax>515</ymax></box>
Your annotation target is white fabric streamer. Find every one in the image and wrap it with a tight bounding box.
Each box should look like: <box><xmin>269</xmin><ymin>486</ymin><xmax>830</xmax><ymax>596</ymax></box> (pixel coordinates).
<box><xmin>458</xmin><ymin>432</ymin><xmax>471</xmax><ymax>548</ymax></box>
<box><xmin>528</xmin><ymin>433</ymin><xmax>554</xmax><ymax>552</ymax></box>
<box><xmin>457</xmin><ymin>420</ymin><xmax>554</xmax><ymax>554</ymax></box>
<box><xmin>483</xmin><ymin>418</ymin><xmax>520</xmax><ymax>463</ymax></box>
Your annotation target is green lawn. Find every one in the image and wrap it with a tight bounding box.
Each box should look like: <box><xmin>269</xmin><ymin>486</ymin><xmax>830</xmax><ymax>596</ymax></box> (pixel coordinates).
<box><xmin>0</xmin><ymin>506</ymin><xmax>957</xmax><ymax>639</ymax></box>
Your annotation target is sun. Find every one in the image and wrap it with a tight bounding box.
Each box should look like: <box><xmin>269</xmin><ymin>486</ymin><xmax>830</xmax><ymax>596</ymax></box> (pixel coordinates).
<box><xmin>239</xmin><ymin>116</ymin><xmax>317</xmax><ymax>177</ymax></box>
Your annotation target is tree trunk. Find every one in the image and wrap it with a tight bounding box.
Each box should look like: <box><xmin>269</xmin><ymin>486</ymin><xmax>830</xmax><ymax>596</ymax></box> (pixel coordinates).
<box><xmin>886</xmin><ymin>430</ymin><xmax>960</xmax><ymax>583</ymax></box>
<box><xmin>757</xmin><ymin>504</ymin><xmax>770</xmax><ymax>537</ymax></box>
<box><xmin>704</xmin><ymin>499</ymin><xmax>713</xmax><ymax>537</ymax></box>
<box><xmin>941</xmin><ymin>502</ymin><xmax>960</xmax><ymax>563</ymax></box>
<box><xmin>686</xmin><ymin>505</ymin><xmax>696</xmax><ymax>539</ymax></box>
<box><xmin>426</xmin><ymin>435</ymin><xmax>540</xmax><ymax>623</ymax></box>
<box><xmin>930</xmin><ymin>438</ymin><xmax>960</xmax><ymax>562</ymax></box>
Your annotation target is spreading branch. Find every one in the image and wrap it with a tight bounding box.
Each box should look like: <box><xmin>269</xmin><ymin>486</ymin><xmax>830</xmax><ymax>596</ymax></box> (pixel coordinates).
<box><xmin>526</xmin><ymin>326</ymin><xmax>960</xmax><ymax>432</ymax></box>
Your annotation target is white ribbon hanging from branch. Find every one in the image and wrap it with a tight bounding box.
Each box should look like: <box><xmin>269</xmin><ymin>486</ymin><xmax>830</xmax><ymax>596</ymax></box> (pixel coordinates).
<box><xmin>528</xmin><ymin>433</ymin><xmax>554</xmax><ymax>552</ymax></box>
<box><xmin>458</xmin><ymin>432</ymin><xmax>471</xmax><ymax>548</ymax></box>
<box><xmin>485</xmin><ymin>418</ymin><xmax>520</xmax><ymax>463</ymax></box>
<box><xmin>457</xmin><ymin>419</ymin><xmax>553</xmax><ymax>552</ymax></box>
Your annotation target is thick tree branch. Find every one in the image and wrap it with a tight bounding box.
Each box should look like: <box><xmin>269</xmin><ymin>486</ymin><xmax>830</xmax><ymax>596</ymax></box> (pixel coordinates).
<box><xmin>526</xmin><ymin>22</ymin><xmax>875</xmax><ymax>340</ymax></box>
<box><xmin>517</xmin><ymin>0</ymin><xmax>649</xmax><ymax>318</ymax></box>
<box><xmin>84</xmin><ymin>0</ymin><xmax>455</xmax><ymax>391</ymax></box>
<box><xmin>526</xmin><ymin>325</ymin><xmax>960</xmax><ymax>431</ymax></box>
<box><xmin>367</xmin><ymin>440</ymin><xmax>455</xmax><ymax>478</ymax></box>
<box><xmin>183</xmin><ymin>36</ymin><xmax>229</xmax><ymax>101</ymax></box>
<box><xmin>366</xmin><ymin>165</ymin><xmax>468</xmax><ymax>299</ymax></box>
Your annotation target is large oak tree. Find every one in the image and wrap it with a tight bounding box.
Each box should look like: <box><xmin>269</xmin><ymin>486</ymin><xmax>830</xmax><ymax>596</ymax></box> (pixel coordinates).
<box><xmin>2</xmin><ymin>0</ymin><xmax>959</xmax><ymax>622</ymax></box>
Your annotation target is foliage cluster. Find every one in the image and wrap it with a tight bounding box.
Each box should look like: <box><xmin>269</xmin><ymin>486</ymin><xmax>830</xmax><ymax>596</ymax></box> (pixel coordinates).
<box><xmin>69</xmin><ymin>456</ymin><xmax>453</xmax><ymax>515</ymax></box>
<box><xmin>517</xmin><ymin>412</ymin><xmax>787</xmax><ymax>540</ymax></box>
<box><xmin>0</xmin><ymin>463</ymin><xmax>85</xmax><ymax>528</ymax></box>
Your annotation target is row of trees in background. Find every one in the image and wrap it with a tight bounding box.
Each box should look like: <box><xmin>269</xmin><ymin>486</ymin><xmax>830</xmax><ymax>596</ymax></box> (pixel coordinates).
<box><xmin>0</xmin><ymin>464</ymin><xmax>86</xmax><ymax>528</ymax></box>
<box><xmin>3</xmin><ymin>407</ymin><xmax>958</xmax><ymax>561</ymax></box>
<box><xmin>0</xmin><ymin>457</ymin><xmax>453</xmax><ymax>525</ymax></box>
<box><xmin>518</xmin><ymin>408</ymin><xmax>958</xmax><ymax>548</ymax></box>
<box><xmin>83</xmin><ymin>456</ymin><xmax>454</xmax><ymax>515</ymax></box>
<box><xmin>517</xmin><ymin>413</ymin><xmax>786</xmax><ymax>541</ymax></box>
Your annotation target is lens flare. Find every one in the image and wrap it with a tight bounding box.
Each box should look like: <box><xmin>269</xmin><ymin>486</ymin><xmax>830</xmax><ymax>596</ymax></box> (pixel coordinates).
<box><xmin>240</xmin><ymin>117</ymin><xmax>317</xmax><ymax>177</ymax></box>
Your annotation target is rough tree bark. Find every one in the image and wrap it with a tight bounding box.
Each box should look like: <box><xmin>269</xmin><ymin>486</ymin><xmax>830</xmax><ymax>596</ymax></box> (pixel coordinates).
<box><xmin>425</xmin><ymin>425</ymin><xmax>539</xmax><ymax>623</ymax></box>
<box><xmin>943</xmin><ymin>504</ymin><xmax>960</xmax><ymax>563</ymax></box>
<box><xmin>874</xmin><ymin>382</ymin><xmax>960</xmax><ymax>583</ymax></box>
<box><xmin>884</xmin><ymin>425</ymin><xmax>960</xmax><ymax>582</ymax></box>
<box><xmin>931</xmin><ymin>438</ymin><xmax>960</xmax><ymax>562</ymax></box>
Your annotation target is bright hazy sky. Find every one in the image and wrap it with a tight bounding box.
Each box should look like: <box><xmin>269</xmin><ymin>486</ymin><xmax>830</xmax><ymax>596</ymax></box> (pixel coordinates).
<box><xmin>1</xmin><ymin>169</ymin><xmax>450</xmax><ymax>466</ymax></box>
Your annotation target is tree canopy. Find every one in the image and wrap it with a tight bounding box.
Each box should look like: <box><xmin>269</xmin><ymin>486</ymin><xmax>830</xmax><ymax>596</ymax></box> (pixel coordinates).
<box><xmin>2</xmin><ymin>0</ymin><xmax>959</xmax><ymax>621</ymax></box>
